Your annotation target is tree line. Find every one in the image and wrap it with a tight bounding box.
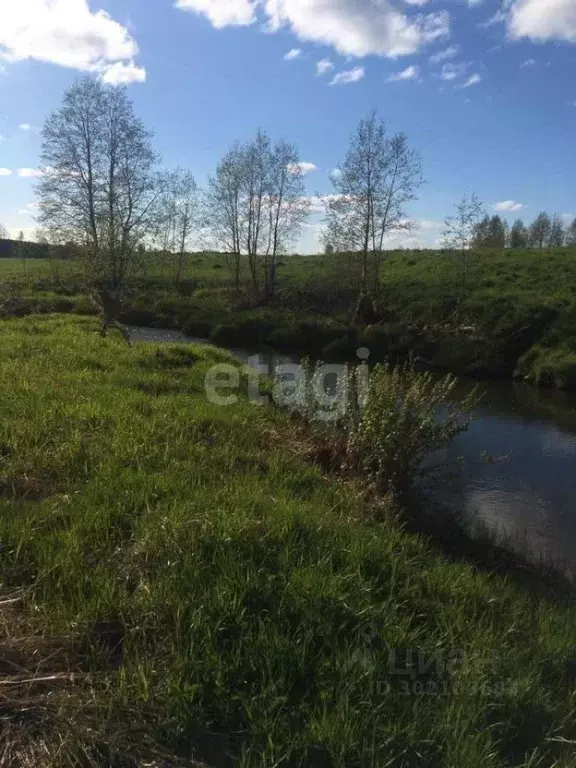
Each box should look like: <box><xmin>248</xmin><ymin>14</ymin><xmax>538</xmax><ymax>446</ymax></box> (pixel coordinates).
<box><xmin>472</xmin><ymin>212</ymin><xmax>576</xmax><ymax>250</ymax></box>
<box><xmin>34</xmin><ymin>79</ymin><xmax>423</xmax><ymax>304</ymax></box>
<box><xmin>31</xmin><ymin>76</ymin><xmax>576</xmax><ymax>313</ymax></box>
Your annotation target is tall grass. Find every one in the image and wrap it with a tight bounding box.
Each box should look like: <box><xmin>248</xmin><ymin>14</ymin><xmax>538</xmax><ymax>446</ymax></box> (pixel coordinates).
<box><xmin>0</xmin><ymin>315</ymin><xmax>575</xmax><ymax>765</ymax></box>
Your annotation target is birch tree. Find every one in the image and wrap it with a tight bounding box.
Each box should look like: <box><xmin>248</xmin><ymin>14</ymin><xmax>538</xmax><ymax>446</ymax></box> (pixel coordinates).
<box><xmin>206</xmin><ymin>131</ymin><xmax>310</xmax><ymax>296</ymax></box>
<box><xmin>157</xmin><ymin>168</ymin><xmax>199</xmax><ymax>285</ymax></box>
<box><xmin>205</xmin><ymin>143</ymin><xmax>245</xmax><ymax>291</ymax></box>
<box><xmin>324</xmin><ymin>111</ymin><xmax>422</xmax><ymax>296</ymax></box>
<box><xmin>37</xmin><ymin>77</ymin><xmax>160</xmax><ymax>295</ymax></box>
<box><xmin>441</xmin><ymin>194</ymin><xmax>485</xmax><ymax>319</ymax></box>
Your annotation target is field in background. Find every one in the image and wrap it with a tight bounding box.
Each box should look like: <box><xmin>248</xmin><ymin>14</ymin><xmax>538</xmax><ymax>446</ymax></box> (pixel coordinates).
<box><xmin>3</xmin><ymin>246</ymin><xmax>576</xmax><ymax>388</ymax></box>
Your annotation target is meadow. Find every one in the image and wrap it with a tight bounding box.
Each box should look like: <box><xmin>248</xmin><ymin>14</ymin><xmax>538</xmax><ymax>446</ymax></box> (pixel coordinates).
<box><xmin>3</xmin><ymin>246</ymin><xmax>576</xmax><ymax>388</ymax></box>
<box><xmin>1</xmin><ymin>313</ymin><xmax>576</xmax><ymax>766</ymax></box>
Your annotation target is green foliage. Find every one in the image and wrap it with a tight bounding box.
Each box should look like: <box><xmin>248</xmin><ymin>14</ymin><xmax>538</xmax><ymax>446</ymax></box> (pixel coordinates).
<box><xmin>346</xmin><ymin>364</ymin><xmax>476</xmax><ymax>492</ymax></box>
<box><xmin>0</xmin><ymin>316</ymin><xmax>575</xmax><ymax>764</ymax></box>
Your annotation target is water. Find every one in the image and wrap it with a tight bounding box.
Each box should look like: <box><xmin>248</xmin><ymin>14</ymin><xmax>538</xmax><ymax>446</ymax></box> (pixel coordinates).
<box><xmin>129</xmin><ymin>327</ymin><xmax>576</xmax><ymax>572</ymax></box>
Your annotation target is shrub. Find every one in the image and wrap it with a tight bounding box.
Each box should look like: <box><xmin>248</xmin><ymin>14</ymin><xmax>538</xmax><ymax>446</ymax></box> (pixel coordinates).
<box><xmin>346</xmin><ymin>364</ymin><xmax>476</xmax><ymax>493</ymax></box>
<box><xmin>294</xmin><ymin>360</ymin><xmax>476</xmax><ymax>494</ymax></box>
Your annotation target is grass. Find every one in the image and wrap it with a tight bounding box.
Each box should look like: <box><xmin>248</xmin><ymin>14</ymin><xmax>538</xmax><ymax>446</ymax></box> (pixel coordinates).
<box><xmin>1</xmin><ymin>314</ymin><xmax>576</xmax><ymax>765</ymax></box>
<box><xmin>3</xmin><ymin>246</ymin><xmax>576</xmax><ymax>387</ymax></box>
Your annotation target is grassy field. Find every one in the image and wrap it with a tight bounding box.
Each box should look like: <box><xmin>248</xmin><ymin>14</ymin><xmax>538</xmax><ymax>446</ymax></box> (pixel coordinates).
<box><xmin>2</xmin><ymin>246</ymin><xmax>576</xmax><ymax>388</ymax></box>
<box><xmin>1</xmin><ymin>314</ymin><xmax>576</xmax><ymax>766</ymax></box>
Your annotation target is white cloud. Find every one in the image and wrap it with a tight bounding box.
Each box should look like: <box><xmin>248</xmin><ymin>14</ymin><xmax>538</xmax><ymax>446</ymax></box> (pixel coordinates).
<box><xmin>404</xmin><ymin>0</ymin><xmax>430</xmax><ymax>5</ymax></box>
<box><xmin>316</xmin><ymin>58</ymin><xmax>334</xmax><ymax>75</ymax></box>
<box><xmin>330</xmin><ymin>168</ymin><xmax>343</xmax><ymax>180</ymax></box>
<box><xmin>0</xmin><ymin>0</ymin><xmax>145</xmax><ymax>80</ymax></box>
<box><xmin>458</xmin><ymin>73</ymin><xmax>482</xmax><ymax>88</ymax></box>
<box><xmin>494</xmin><ymin>200</ymin><xmax>524</xmax><ymax>212</ymax></box>
<box><xmin>429</xmin><ymin>44</ymin><xmax>460</xmax><ymax>64</ymax></box>
<box><xmin>175</xmin><ymin>0</ymin><xmax>257</xmax><ymax>27</ymax></box>
<box><xmin>0</xmin><ymin>168</ymin><xmax>12</xmax><ymax>176</ymax></box>
<box><xmin>478</xmin><ymin>9</ymin><xmax>507</xmax><ymax>28</ymax></box>
<box><xmin>387</xmin><ymin>64</ymin><xmax>420</xmax><ymax>81</ymax></box>
<box><xmin>284</xmin><ymin>47</ymin><xmax>301</xmax><ymax>60</ymax></box>
<box><xmin>19</xmin><ymin>123</ymin><xmax>31</xmax><ymax>131</ymax></box>
<box><xmin>520</xmin><ymin>57</ymin><xmax>536</xmax><ymax>67</ymax></box>
<box><xmin>287</xmin><ymin>162</ymin><xmax>318</xmax><ymax>174</ymax></box>
<box><xmin>178</xmin><ymin>0</ymin><xmax>450</xmax><ymax>59</ymax></box>
<box><xmin>330</xmin><ymin>67</ymin><xmax>365</xmax><ymax>85</ymax></box>
<box><xmin>306</xmin><ymin>194</ymin><xmax>348</xmax><ymax>213</ymax></box>
<box><xmin>507</xmin><ymin>0</ymin><xmax>576</xmax><ymax>43</ymax></box>
<box><xmin>100</xmin><ymin>60</ymin><xmax>146</xmax><ymax>85</ymax></box>
<box><xmin>440</xmin><ymin>62</ymin><xmax>468</xmax><ymax>80</ymax></box>
<box><xmin>17</xmin><ymin>168</ymin><xmax>44</xmax><ymax>178</ymax></box>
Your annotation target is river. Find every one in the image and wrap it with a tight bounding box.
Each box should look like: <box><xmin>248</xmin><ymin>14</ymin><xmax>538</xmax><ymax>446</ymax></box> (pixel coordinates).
<box><xmin>129</xmin><ymin>327</ymin><xmax>576</xmax><ymax>575</ymax></box>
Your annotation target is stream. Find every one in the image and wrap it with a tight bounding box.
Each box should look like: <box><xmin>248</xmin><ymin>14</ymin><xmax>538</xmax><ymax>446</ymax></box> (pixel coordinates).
<box><xmin>129</xmin><ymin>326</ymin><xmax>576</xmax><ymax>575</ymax></box>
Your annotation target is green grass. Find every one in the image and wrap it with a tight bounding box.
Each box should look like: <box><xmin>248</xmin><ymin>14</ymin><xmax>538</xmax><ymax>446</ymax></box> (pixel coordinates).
<box><xmin>1</xmin><ymin>314</ymin><xmax>576</xmax><ymax>766</ymax></box>
<box><xmin>2</xmin><ymin>245</ymin><xmax>576</xmax><ymax>387</ymax></box>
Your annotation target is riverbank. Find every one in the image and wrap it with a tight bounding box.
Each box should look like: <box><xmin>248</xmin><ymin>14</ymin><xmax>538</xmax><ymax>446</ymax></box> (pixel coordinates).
<box><xmin>3</xmin><ymin>246</ymin><xmax>576</xmax><ymax>389</ymax></box>
<box><xmin>1</xmin><ymin>314</ymin><xmax>576</xmax><ymax>766</ymax></box>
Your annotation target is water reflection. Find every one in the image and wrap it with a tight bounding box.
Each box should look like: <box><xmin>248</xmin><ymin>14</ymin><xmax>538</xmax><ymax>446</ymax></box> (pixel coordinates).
<box><xmin>130</xmin><ymin>327</ymin><xmax>576</xmax><ymax>571</ymax></box>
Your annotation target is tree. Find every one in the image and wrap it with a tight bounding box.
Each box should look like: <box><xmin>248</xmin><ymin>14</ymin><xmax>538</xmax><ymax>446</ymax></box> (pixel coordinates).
<box><xmin>205</xmin><ymin>131</ymin><xmax>309</xmax><ymax>297</ymax></box>
<box><xmin>474</xmin><ymin>214</ymin><xmax>506</xmax><ymax>249</ymax></box>
<box><xmin>38</xmin><ymin>77</ymin><xmax>160</xmax><ymax>295</ymax></box>
<box><xmin>549</xmin><ymin>215</ymin><xmax>565</xmax><ymax>248</ymax></box>
<box><xmin>262</xmin><ymin>139</ymin><xmax>310</xmax><ymax>298</ymax></box>
<box><xmin>441</xmin><ymin>194</ymin><xmax>485</xmax><ymax>317</ymax></box>
<box><xmin>472</xmin><ymin>215</ymin><xmax>490</xmax><ymax>248</ymax></box>
<box><xmin>509</xmin><ymin>219</ymin><xmax>528</xmax><ymax>249</ymax></box>
<box><xmin>529</xmin><ymin>212</ymin><xmax>552</xmax><ymax>250</ymax></box>
<box><xmin>205</xmin><ymin>143</ymin><xmax>245</xmax><ymax>291</ymax></box>
<box><xmin>324</xmin><ymin>242</ymin><xmax>335</xmax><ymax>256</ymax></box>
<box><xmin>15</xmin><ymin>231</ymin><xmax>29</xmax><ymax>277</ymax></box>
<box><xmin>0</xmin><ymin>223</ymin><xmax>7</xmax><ymax>239</ymax></box>
<box><xmin>566</xmin><ymin>218</ymin><xmax>576</xmax><ymax>247</ymax></box>
<box><xmin>324</xmin><ymin>111</ymin><xmax>423</xmax><ymax>296</ymax></box>
<box><xmin>157</xmin><ymin>168</ymin><xmax>200</xmax><ymax>285</ymax></box>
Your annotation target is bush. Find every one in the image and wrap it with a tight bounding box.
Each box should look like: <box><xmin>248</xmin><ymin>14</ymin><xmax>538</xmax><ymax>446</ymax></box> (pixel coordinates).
<box><xmin>346</xmin><ymin>364</ymin><xmax>476</xmax><ymax>493</ymax></box>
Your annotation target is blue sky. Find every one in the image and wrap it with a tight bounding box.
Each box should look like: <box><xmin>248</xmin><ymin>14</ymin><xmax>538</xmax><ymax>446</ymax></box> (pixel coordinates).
<box><xmin>0</xmin><ymin>0</ymin><xmax>575</xmax><ymax>252</ymax></box>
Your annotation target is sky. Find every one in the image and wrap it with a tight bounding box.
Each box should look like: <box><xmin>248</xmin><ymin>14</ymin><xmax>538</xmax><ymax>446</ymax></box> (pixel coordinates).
<box><xmin>0</xmin><ymin>0</ymin><xmax>575</xmax><ymax>252</ymax></box>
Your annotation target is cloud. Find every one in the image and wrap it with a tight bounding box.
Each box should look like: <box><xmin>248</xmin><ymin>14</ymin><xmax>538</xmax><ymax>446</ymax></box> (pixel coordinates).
<box><xmin>19</xmin><ymin>123</ymin><xmax>31</xmax><ymax>131</ymax></box>
<box><xmin>0</xmin><ymin>0</ymin><xmax>145</xmax><ymax>80</ymax></box>
<box><xmin>306</xmin><ymin>194</ymin><xmax>348</xmax><ymax>213</ymax></box>
<box><xmin>330</xmin><ymin>168</ymin><xmax>343</xmax><ymax>180</ymax></box>
<box><xmin>175</xmin><ymin>0</ymin><xmax>257</xmax><ymax>27</ymax></box>
<box><xmin>287</xmin><ymin>162</ymin><xmax>318</xmax><ymax>174</ymax></box>
<box><xmin>387</xmin><ymin>64</ymin><xmax>420</xmax><ymax>81</ymax></box>
<box><xmin>316</xmin><ymin>58</ymin><xmax>334</xmax><ymax>75</ymax></box>
<box><xmin>284</xmin><ymin>47</ymin><xmax>301</xmax><ymax>60</ymax></box>
<box><xmin>17</xmin><ymin>202</ymin><xmax>39</xmax><ymax>216</ymax></box>
<box><xmin>458</xmin><ymin>73</ymin><xmax>482</xmax><ymax>88</ymax></box>
<box><xmin>404</xmin><ymin>0</ymin><xmax>430</xmax><ymax>5</ymax></box>
<box><xmin>478</xmin><ymin>9</ymin><xmax>507</xmax><ymax>28</ymax></box>
<box><xmin>520</xmin><ymin>57</ymin><xmax>536</xmax><ymax>67</ymax></box>
<box><xmin>17</xmin><ymin>168</ymin><xmax>44</xmax><ymax>178</ymax></box>
<box><xmin>0</xmin><ymin>168</ymin><xmax>12</xmax><ymax>176</ymax></box>
<box><xmin>440</xmin><ymin>62</ymin><xmax>468</xmax><ymax>80</ymax></box>
<box><xmin>429</xmin><ymin>44</ymin><xmax>460</xmax><ymax>64</ymax></box>
<box><xmin>494</xmin><ymin>200</ymin><xmax>524</xmax><ymax>212</ymax></box>
<box><xmin>100</xmin><ymin>60</ymin><xmax>146</xmax><ymax>85</ymax></box>
<box><xmin>330</xmin><ymin>67</ymin><xmax>365</xmax><ymax>85</ymax></box>
<box><xmin>178</xmin><ymin>0</ymin><xmax>450</xmax><ymax>59</ymax></box>
<box><xmin>507</xmin><ymin>0</ymin><xmax>576</xmax><ymax>43</ymax></box>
